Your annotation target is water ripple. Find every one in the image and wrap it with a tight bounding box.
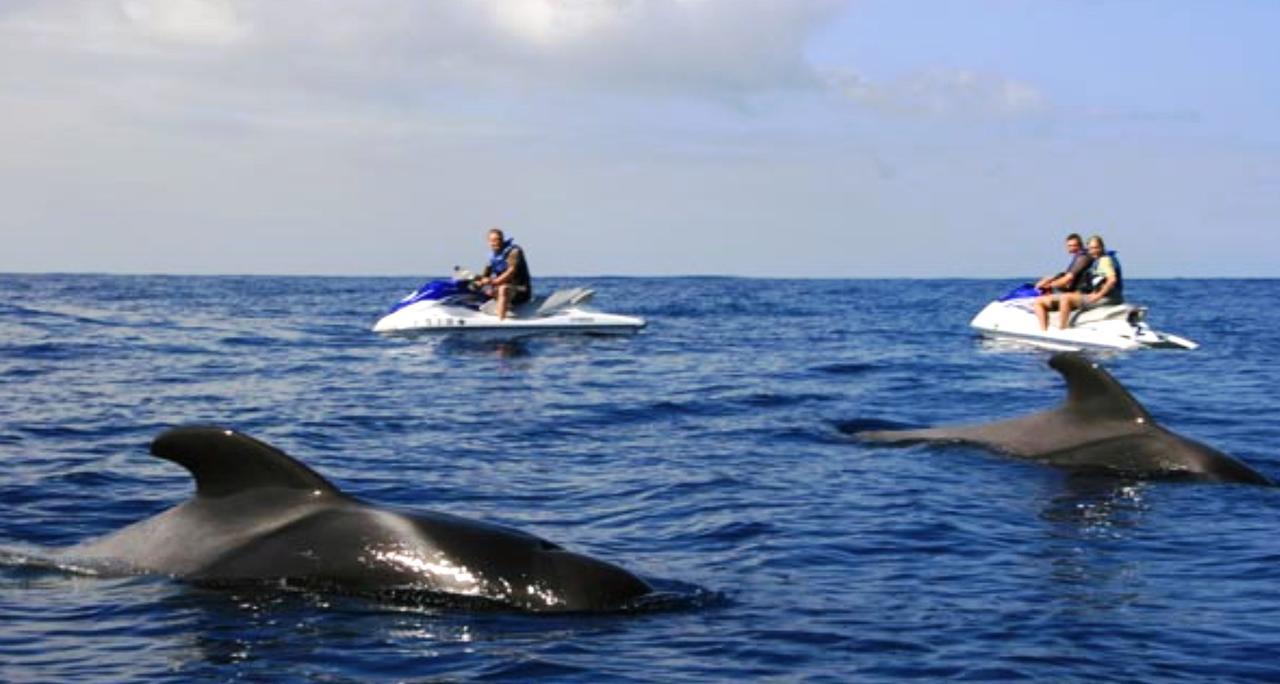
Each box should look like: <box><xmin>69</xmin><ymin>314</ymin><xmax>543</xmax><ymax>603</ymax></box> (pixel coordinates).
<box><xmin>2</xmin><ymin>275</ymin><xmax>1279</xmax><ymax>682</ymax></box>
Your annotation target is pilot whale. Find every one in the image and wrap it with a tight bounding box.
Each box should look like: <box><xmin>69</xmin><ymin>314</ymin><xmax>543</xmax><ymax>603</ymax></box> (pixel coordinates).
<box><xmin>58</xmin><ymin>426</ymin><xmax>651</xmax><ymax>612</ymax></box>
<box><xmin>857</xmin><ymin>353</ymin><xmax>1272</xmax><ymax>485</ymax></box>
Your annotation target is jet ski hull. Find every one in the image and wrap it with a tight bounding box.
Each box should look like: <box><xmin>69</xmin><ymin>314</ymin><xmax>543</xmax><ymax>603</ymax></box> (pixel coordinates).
<box><xmin>970</xmin><ymin>299</ymin><xmax>1198</xmax><ymax>352</ymax></box>
<box><xmin>372</xmin><ymin>300</ymin><xmax>646</xmax><ymax>338</ymax></box>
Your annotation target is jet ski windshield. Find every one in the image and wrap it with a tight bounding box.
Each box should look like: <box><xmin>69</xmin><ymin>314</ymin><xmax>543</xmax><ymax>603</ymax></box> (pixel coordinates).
<box><xmin>998</xmin><ymin>283</ymin><xmax>1041</xmax><ymax>301</ymax></box>
<box><xmin>387</xmin><ymin>278</ymin><xmax>481</xmax><ymax>314</ymax></box>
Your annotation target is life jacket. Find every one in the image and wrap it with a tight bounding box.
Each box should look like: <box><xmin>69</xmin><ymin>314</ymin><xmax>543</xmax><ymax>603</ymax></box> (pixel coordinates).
<box><xmin>488</xmin><ymin>238</ymin><xmax>517</xmax><ymax>276</ymax></box>
<box><xmin>1084</xmin><ymin>251</ymin><xmax>1123</xmax><ymax>298</ymax></box>
<box><xmin>1061</xmin><ymin>251</ymin><xmax>1092</xmax><ymax>291</ymax></box>
<box><xmin>487</xmin><ymin>238</ymin><xmax>532</xmax><ymax>291</ymax></box>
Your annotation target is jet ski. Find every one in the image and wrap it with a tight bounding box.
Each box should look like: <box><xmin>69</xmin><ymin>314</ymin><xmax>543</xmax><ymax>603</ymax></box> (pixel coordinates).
<box><xmin>970</xmin><ymin>284</ymin><xmax>1198</xmax><ymax>351</ymax></box>
<box><xmin>372</xmin><ymin>271</ymin><xmax>646</xmax><ymax>338</ymax></box>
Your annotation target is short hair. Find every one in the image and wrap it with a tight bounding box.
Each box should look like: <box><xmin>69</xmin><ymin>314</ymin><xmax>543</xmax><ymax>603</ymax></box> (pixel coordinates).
<box><xmin>1065</xmin><ymin>233</ymin><xmax>1083</xmax><ymax>245</ymax></box>
<box><xmin>488</xmin><ymin>227</ymin><xmax>504</xmax><ymax>240</ymax></box>
<box><xmin>1087</xmin><ymin>234</ymin><xmax>1106</xmax><ymax>250</ymax></box>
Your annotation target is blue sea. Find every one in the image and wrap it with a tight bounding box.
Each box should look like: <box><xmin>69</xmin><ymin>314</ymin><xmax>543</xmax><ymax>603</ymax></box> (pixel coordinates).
<box><xmin>2</xmin><ymin>274</ymin><xmax>1279</xmax><ymax>682</ymax></box>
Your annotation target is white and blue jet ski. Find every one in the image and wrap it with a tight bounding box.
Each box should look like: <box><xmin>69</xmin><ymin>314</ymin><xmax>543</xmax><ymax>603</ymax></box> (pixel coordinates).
<box><xmin>372</xmin><ymin>271</ymin><xmax>646</xmax><ymax>338</ymax></box>
<box><xmin>970</xmin><ymin>284</ymin><xmax>1198</xmax><ymax>352</ymax></box>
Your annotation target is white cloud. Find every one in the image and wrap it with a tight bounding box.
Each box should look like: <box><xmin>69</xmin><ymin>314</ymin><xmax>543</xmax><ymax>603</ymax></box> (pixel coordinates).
<box><xmin>0</xmin><ymin>0</ymin><xmax>852</xmax><ymax>147</ymax></box>
<box><xmin>2</xmin><ymin>0</ymin><xmax>845</xmax><ymax>91</ymax></box>
<box><xmin>120</xmin><ymin>0</ymin><xmax>247</xmax><ymax>46</ymax></box>
<box><xmin>487</xmin><ymin>0</ymin><xmax>627</xmax><ymax>46</ymax></box>
<box><xmin>0</xmin><ymin>0</ymin><xmax>857</xmax><ymax>275</ymax></box>
<box><xmin>826</xmin><ymin>67</ymin><xmax>1049</xmax><ymax>118</ymax></box>
<box><xmin>0</xmin><ymin>0</ymin><xmax>246</xmax><ymax>57</ymax></box>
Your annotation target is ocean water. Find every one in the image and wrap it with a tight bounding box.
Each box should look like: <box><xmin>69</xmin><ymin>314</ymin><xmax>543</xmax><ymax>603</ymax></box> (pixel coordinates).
<box><xmin>2</xmin><ymin>274</ymin><xmax>1278</xmax><ymax>683</ymax></box>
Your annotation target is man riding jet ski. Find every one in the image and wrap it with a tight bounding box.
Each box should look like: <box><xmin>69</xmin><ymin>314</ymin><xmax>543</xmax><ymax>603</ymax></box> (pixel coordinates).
<box><xmin>1032</xmin><ymin>232</ymin><xmax>1094</xmax><ymax>298</ymax></box>
<box><xmin>474</xmin><ymin>228</ymin><xmax>532</xmax><ymax>321</ymax></box>
<box><xmin>371</xmin><ymin>228</ymin><xmax>645</xmax><ymax>338</ymax></box>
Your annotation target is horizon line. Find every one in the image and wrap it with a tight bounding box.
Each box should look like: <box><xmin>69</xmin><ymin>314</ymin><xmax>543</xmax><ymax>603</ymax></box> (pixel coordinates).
<box><xmin>2</xmin><ymin>270</ymin><xmax>1277</xmax><ymax>281</ymax></box>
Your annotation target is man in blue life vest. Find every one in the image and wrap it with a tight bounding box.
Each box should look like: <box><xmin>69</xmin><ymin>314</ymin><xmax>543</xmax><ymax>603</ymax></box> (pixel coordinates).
<box><xmin>474</xmin><ymin>227</ymin><xmax>532</xmax><ymax>320</ymax></box>
<box><xmin>1032</xmin><ymin>232</ymin><xmax>1094</xmax><ymax>330</ymax></box>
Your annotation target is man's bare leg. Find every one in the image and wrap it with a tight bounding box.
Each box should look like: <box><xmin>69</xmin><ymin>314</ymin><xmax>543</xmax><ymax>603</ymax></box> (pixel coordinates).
<box><xmin>1058</xmin><ymin>294</ymin><xmax>1079</xmax><ymax>330</ymax></box>
<box><xmin>1034</xmin><ymin>295</ymin><xmax>1053</xmax><ymax>331</ymax></box>
<box><xmin>495</xmin><ymin>284</ymin><xmax>511</xmax><ymax>320</ymax></box>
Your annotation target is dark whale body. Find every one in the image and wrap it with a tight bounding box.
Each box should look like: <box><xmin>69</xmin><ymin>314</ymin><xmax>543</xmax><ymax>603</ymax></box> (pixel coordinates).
<box><xmin>59</xmin><ymin>426</ymin><xmax>651</xmax><ymax>612</ymax></box>
<box><xmin>858</xmin><ymin>353</ymin><xmax>1272</xmax><ymax>485</ymax></box>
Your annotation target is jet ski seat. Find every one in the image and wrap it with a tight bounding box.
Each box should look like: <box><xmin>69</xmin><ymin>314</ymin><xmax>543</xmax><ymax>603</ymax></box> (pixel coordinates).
<box><xmin>477</xmin><ymin>287</ymin><xmax>596</xmax><ymax>319</ymax></box>
<box><xmin>1071</xmin><ymin>303</ymin><xmax>1139</xmax><ymax>326</ymax></box>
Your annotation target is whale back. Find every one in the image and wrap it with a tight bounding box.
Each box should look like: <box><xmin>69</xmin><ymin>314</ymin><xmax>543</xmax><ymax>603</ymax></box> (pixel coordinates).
<box><xmin>61</xmin><ymin>426</ymin><xmax>654</xmax><ymax>611</ymax></box>
<box><xmin>858</xmin><ymin>353</ymin><xmax>1273</xmax><ymax>485</ymax></box>
<box><xmin>856</xmin><ymin>355</ymin><xmax>1153</xmax><ymax>455</ymax></box>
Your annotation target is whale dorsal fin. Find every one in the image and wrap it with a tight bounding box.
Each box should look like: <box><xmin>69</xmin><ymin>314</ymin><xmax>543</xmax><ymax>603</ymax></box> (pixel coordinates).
<box><xmin>1050</xmin><ymin>353</ymin><xmax>1154</xmax><ymax>425</ymax></box>
<box><xmin>150</xmin><ymin>426</ymin><xmax>341</xmax><ymax>498</ymax></box>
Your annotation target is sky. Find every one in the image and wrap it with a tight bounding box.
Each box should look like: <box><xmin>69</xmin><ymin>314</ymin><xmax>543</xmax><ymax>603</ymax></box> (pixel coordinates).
<box><xmin>2</xmin><ymin>0</ymin><xmax>1277</xmax><ymax>277</ymax></box>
